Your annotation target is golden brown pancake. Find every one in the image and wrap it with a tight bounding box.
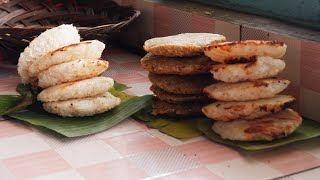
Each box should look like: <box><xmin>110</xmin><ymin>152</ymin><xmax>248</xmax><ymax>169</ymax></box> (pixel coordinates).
<box><xmin>211</xmin><ymin>56</ymin><xmax>285</xmax><ymax>83</ymax></box>
<box><xmin>204</xmin><ymin>40</ymin><xmax>287</xmax><ymax>63</ymax></box>
<box><xmin>213</xmin><ymin>109</ymin><xmax>302</xmax><ymax>141</ymax></box>
<box><xmin>144</xmin><ymin>33</ymin><xmax>226</xmax><ymax>57</ymax></box>
<box><xmin>202</xmin><ymin>95</ymin><xmax>295</xmax><ymax>121</ymax></box>
<box><xmin>204</xmin><ymin>78</ymin><xmax>290</xmax><ymax>101</ymax></box>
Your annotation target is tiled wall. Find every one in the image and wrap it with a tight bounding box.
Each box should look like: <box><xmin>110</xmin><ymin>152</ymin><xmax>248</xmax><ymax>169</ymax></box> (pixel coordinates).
<box><xmin>117</xmin><ymin>0</ymin><xmax>320</xmax><ymax>122</ymax></box>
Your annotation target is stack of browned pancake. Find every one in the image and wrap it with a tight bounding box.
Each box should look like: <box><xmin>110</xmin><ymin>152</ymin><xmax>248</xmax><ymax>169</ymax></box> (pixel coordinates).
<box><xmin>202</xmin><ymin>40</ymin><xmax>303</xmax><ymax>141</ymax></box>
<box><xmin>141</xmin><ymin>33</ymin><xmax>226</xmax><ymax>117</ymax></box>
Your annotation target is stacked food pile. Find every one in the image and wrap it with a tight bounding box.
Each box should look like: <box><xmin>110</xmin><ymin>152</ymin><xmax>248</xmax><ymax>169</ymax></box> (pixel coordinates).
<box><xmin>17</xmin><ymin>24</ymin><xmax>120</xmax><ymax>117</ymax></box>
<box><xmin>202</xmin><ymin>40</ymin><xmax>303</xmax><ymax>141</ymax></box>
<box><xmin>141</xmin><ymin>33</ymin><xmax>226</xmax><ymax>117</ymax></box>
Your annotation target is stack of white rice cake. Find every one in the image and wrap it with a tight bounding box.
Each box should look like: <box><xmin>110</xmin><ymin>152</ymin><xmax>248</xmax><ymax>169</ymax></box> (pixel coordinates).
<box><xmin>202</xmin><ymin>40</ymin><xmax>303</xmax><ymax>141</ymax></box>
<box><xmin>141</xmin><ymin>33</ymin><xmax>225</xmax><ymax>117</ymax></box>
<box><xmin>17</xmin><ymin>24</ymin><xmax>120</xmax><ymax>117</ymax></box>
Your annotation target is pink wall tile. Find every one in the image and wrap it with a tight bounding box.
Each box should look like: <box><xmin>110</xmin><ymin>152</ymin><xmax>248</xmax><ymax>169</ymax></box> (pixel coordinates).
<box><xmin>241</xmin><ymin>26</ymin><xmax>269</xmax><ymax>40</ymax></box>
<box><xmin>0</xmin><ymin>121</ymin><xmax>32</xmax><ymax>138</ymax></box>
<box><xmin>135</xmin><ymin>0</ymin><xmax>155</xmax><ymax>46</ymax></box>
<box><xmin>154</xmin><ymin>4</ymin><xmax>173</xmax><ymax>37</ymax></box>
<box><xmin>253</xmin><ymin>147</ymin><xmax>320</xmax><ymax>174</ymax></box>
<box><xmin>155</xmin><ymin>167</ymin><xmax>222</xmax><ymax>180</ymax></box>
<box><xmin>269</xmin><ymin>33</ymin><xmax>301</xmax><ymax>86</ymax></box>
<box><xmin>118</xmin><ymin>0</ymin><xmax>154</xmax><ymax>48</ymax></box>
<box><xmin>281</xmin><ymin>84</ymin><xmax>300</xmax><ymax>111</ymax></box>
<box><xmin>300</xmin><ymin>87</ymin><xmax>320</xmax><ymax>121</ymax></box>
<box><xmin>192</xmin><ymin>14</ymin><xmax>215</xmax><ymax>33</ymax></box>
<box><xmin>3</xmin><ymin>150</ymin><xmax>71</xmax><ymax>179</ymax></box>
<box><xmin>301</xmin><ymin>40</ymin><xmax>320</xmax><ymax>93</ymax></box>
<box><xmin>214</xmin><ymin>20</ymin><xmax>240</xmax><ymax>41</ymax></box>
<box><xmin>136</xmin><ymin>0</ymin><xmax>154</xmax><ymax>33</ymax></box>
<box><xmin>172</xmin><ymin>9</ymin><xmax>192</xmax><ymax>34</ymax></box>
<box><xmin>104</xmin><ymin>131</ymin><xmax>169</xmax><ymax>156</ymax></box>
<box><xmin>176</xmin><ymin>140</ymin><xmax>241</xmax><ymax>165</ymax></box>
<box><xmin>78</xmin><ymin>159</ymin><xmax>148</xmax><ymax>180</ymax></box>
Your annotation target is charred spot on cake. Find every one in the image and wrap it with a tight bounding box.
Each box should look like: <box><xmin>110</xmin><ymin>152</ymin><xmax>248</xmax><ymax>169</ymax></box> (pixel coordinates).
<box><xmin>224</xmin><ymin>56</ymin><xmax>257</xmax><ymax>64</ymax></box>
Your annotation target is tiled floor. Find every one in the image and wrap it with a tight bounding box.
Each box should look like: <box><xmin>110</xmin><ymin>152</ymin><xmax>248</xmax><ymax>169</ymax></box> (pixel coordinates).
<box><xmin>0</xmin><ymin>48</ymin><xmax>320</xmax><ymax>179</ymax></box>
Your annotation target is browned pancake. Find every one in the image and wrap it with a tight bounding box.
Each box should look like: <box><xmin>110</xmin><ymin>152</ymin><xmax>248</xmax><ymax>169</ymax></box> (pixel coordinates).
<box><xmin>152</xmin><ymin>99</ymin><xmax>206</xmax><ymax>117</ymax></box>
<box><xmin>148</xmin><ymin>73</ymin><xmax>215</xmax><ymax>94</ymax></box>
<box><xmin>150</xmin><ymin>85</ymin><xmax>209</xmax><ymax>103</ymax></box>
<box><xmin>141</xmin><ymin>53</ymin><xmax>215</xmax><ymax>75</ymax></box>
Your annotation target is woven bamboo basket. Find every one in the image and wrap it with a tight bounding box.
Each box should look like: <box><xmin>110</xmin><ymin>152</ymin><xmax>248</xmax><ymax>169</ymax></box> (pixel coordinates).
<box><xmin>0</xmin><ymin>0</ymin><xmax>140</xmax><ymax>62</ymax></box>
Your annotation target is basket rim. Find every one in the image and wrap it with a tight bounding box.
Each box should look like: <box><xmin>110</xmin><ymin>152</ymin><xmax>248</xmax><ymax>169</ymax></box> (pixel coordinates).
<box><xmin>0</xmin><ymin>10</ymin><xmax>141</xmax><ymax>31</ymax></box>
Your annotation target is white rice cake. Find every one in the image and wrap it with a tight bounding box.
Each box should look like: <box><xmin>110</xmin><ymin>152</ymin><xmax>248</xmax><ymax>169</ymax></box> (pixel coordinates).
<box><xmin>28</xmin><ymin>40</ymin><xmax>105</xmax><ymax>78</ymax></box>
<box><xmin>18</xmin><ymin>24</ymin><xmax>80</xmax><ymax>83</ymax></box>
<box><xmin>38</xmin><ymin>59</ymin><xmax>108</xmax><ymax>88</ymax></box>
<box><xmin>38</xmin><ymin>77</ymin><xmax>114</xmax><ymax>102</ymax></box>
<box><xmin>43</xmin><ymin>92</ymin><xmax>121</xmax><ymax>117</ymax></box>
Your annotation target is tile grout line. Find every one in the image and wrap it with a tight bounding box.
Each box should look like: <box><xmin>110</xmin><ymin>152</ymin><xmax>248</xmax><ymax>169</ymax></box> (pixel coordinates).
<box><xmin>269</xmin><ymin>165</ymin><xmax>320</xmax><ymax>180</ymax></box>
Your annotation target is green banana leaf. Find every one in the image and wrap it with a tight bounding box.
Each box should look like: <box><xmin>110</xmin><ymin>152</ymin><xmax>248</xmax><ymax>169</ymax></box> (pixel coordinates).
<box><xmin>0</xmin><ymin>81</ymin><xmax>129</xmax><ymax>116</ymax></box>
<box><xmin>16</xmin><ymin>83</ymin><xmax>40</xmax><ymax>96</ymax></box>
<box><xmin>0</xmin><ymin>95</ymin><xmax>24</xmax><ymax>115</ymax></box>
<box><xmin>8</xmin><ymin>95</ymin><xmax>154</xmax><ymax>137</ymax></box>
<box><xmin>3</xmin><ymin>81</ymin><xmax>153</xmax><ymax>137</ymax></box>
<box><xmin>0</xmin><ymin>83</ymin><xmax>39</xmax><ymax>115</ymax></box>
<box><xmin>132</xmin><ymin>105</ymin><xmax>203</xmax><ymax>139</ymax></box>
<box><xmin>0</xmin><ymin>93</ymin><xmax>33</xmax><ymax>116</ymax></box>
<box><xmin>198</xmin><ymin>118</ymin><xmax>320</xmax><ymax>151</ymax></box>
<box><xmin>113</xmin><ymin>82</ymin><xmax>131</xmax><ymax>91</ymax></box>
